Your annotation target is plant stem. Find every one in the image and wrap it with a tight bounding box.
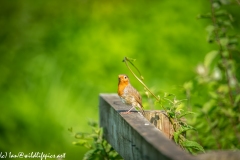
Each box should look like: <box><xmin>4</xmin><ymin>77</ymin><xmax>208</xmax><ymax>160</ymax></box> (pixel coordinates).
<box><xmin>209</xmin><ymin>0</ymin><xmax>223</xmax><ymax>51</ymax></box>
<box><xmin>123</xmin><ymin>57</ymin><xmax>160</xmax><ymax>102</ymax></box>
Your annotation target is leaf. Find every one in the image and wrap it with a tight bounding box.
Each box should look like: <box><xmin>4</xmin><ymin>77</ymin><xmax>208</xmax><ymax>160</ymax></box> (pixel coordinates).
<box><xmin>212</xmin><ymin>67</ymin><xmax>222</xmax><ymax>80</ymax></box>
<box><xmin>202</xmin><ymin>100</ymin><xmax>216</xmax><ymax>114</ymax></box>
<box><xmin>175</xmin><ymin>103</ymin><xmax>184</xmax><ymax>112</ymax></box>
<box><xmin>72</xmin><ymin>139</ymin><xmax>88</xmax><ymax>146</ymax></box>
<box><xmin>215</xmin><ymin>10</ymin><xmax>228</xmax><ymax>16</ymax></box>
<box><xmin>173</xmin><ymin>98</ymin><xmax>187</xmax><ymax>106</ymax></box>
<box><xmin>182</xmin><ymin>140</ymin><xmax>205</xmax><ymax>152</ymax></box>
<box><xmin>197</xmin><ymin>13</ymin><xmax>211</xmax><ymax>19</ymax></box>
<box><xmin>221</xmin><ymin>108</ymin><xmax>236</xmax><ymax>117</ymax></box>
<box><xmin>164</xmin><ymin>92</ymin><xmax>174</xmax><ymax>98</ymax></box>
<box><xmin>75</xmin><ymin>132</ymin><xmax>85</xmax><ymax>139</ymax></box>
<box><xmin>217</xmin><ymin>84</ymin><xmax>229</xmax><ymax>94</ymax></box>
<box><xmin>204</xmin><ymin>50</ymin><xmax>218</xmax><ymax>68</ymax></box>
<box><xmin>93</xmin><ymin>128</ymin><xmax>101</xmax><ymax>134</ymax></box>
<box><xmin>88</xmin><ymin>121</ymin><xmax>98</xmax><ymax>127</ymax></box>
<box><xmin>68</xmin><ymin>127</ymin><xmax>73</xmax><ymax>132</ymax></box>
<box><xmin>167</xmin><ymin>111</ymin><xmax>175</xmax><ymax>118</ymax></box>
<box><xmin>212</xmin><ymin>2</ymin><xmax>221</xmax><ymax>9</ymax></box>
<box><xmin>83</xmin><ymin>149</ymin><xmax>98</xmax><ymax>160</ymax></box>
<box><xmin>220</xmin><ymin>38</ymin><xmax>229</xmax><ymax>47</ymax></box>
<box><xmin>208</xmin><ymin>91</ymin><xmax>218</xmax><ymax>99</ymax></box>
<box><xmin>173</xmin><ymin>126</ymin><xmax>195</xmax><ymax>143</ymax></box>
<box><xmin>173</xmin><ymin>132</ymin><xmax>179</xmax><ymax>144</ymax></box>
<box><xmin>177</xmin><ymin>111</ymin><xmax>195</xmax><ymax>118</ymax></box>
<box><xmin>229</xmin><ymin>37</ymin><xmax>238</xmax><ymax>45</ymax></box>
<box><xmin>206</xmin><ymin>25</ymin><xmax>215</xmax><ymax>34</ymax></box>
<box><xmin>125</xmin><ymin>57</ymin><xmax>136</xmax><ymax>62</ymax></box>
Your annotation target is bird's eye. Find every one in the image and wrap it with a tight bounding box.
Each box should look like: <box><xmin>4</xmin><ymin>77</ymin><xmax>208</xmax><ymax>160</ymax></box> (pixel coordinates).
<box><xmin>124</xmin><ymin>76</ymin><xmax>127</xmax><ymax>79</ymax></box>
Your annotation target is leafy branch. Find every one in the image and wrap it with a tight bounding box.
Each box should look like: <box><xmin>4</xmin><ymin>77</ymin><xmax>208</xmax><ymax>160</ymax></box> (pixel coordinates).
<box><xmin>69</xmin><ymin>121</ymin><xmax>122</xmax><ymax>160</ymax></box>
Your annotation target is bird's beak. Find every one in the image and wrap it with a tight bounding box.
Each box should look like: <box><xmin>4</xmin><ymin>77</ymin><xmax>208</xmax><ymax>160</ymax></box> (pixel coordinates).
<box><xmin>118</xmin><ymin>75</ymin><xmax>121</xmax><ymax>81</ymax></box>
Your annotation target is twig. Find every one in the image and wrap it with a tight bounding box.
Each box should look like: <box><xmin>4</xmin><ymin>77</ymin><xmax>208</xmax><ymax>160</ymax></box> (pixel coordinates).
<box><xmin>123</xmin><ymin>57</ymin><xmax>161</xmax><ymax>102</ymax></box>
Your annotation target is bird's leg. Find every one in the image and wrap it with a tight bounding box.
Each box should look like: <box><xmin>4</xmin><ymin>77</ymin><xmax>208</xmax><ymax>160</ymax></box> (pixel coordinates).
<box><xmin>122</xmin><ymin>106</ymin><xmax>135</xmax><ymax>114</ymax></box>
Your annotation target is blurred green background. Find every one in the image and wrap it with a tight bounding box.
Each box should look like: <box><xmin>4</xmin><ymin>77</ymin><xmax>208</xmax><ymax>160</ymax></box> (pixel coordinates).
<box><xmin>0</xmin><ymin>0</ymin><xmax>215</xmax><ymax>159</ymax></box>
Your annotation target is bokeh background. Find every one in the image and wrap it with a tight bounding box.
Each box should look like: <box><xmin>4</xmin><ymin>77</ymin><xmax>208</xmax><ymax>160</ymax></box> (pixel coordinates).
<box><xmin>0</xmin><ymin>0</ymin><xmax>224</xmax><ymax>159</ymax></box>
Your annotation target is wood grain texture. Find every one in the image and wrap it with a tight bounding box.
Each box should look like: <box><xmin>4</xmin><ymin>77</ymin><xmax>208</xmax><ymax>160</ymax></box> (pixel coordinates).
<box><xmin>143</xmin><ymin>111</ymin><xmax>174</xmax><ymax>139</ymax></box>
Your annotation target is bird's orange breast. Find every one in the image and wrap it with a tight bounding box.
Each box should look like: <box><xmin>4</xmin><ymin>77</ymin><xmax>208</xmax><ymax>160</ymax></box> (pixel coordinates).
<box><xmin>118</xmin><ymin>81</ymin><xmax>128</xmax><ymax>97</ymax></box>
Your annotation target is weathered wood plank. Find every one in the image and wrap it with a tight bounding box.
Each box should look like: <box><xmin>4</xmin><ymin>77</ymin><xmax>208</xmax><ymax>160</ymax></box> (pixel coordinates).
<box><xmin>99</xmin><ymin>94</ymin><xmax>197</xmax><ymax>160</ymax></box>
<box><xmin>143</xmin><ymin>111</ymin><xmax>174</xmax><ymax>139</ymax></box>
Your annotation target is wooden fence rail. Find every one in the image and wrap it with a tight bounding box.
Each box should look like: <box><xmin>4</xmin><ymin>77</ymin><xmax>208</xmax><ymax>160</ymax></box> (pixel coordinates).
<box><xmin>99</xmin><ymin>94</ymin><xmax>196</xmax><ymax>160</ymax></box>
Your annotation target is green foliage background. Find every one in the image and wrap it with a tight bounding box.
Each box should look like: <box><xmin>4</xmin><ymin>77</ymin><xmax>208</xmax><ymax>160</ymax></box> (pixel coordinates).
<box><xmin>1</xmin><ymin>0</ymin><xmax>238</xmax><ymax>159</ymax></box>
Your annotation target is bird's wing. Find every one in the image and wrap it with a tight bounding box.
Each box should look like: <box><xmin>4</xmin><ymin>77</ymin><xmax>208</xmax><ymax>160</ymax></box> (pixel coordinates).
<box><xmin>129</xmin><ymin>85</ymin><xmax>143</xmax><ymax>108</ymax></box>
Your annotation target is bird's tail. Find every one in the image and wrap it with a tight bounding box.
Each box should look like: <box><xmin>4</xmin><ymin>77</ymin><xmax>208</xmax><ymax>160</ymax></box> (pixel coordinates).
<box><xmin>138</xmin><ymin>104</ymin><xmax>145</xmax><ymax>115</ymax></box>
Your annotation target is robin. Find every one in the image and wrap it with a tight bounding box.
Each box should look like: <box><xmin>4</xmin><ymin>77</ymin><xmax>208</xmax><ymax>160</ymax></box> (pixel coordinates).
<box><xmin>118</xmin><ymin>74</ymin><xmax>144</xmax><ymax>114</ymax></box>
